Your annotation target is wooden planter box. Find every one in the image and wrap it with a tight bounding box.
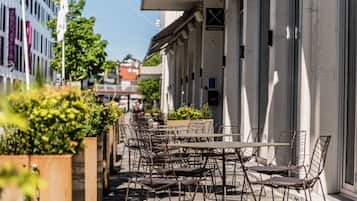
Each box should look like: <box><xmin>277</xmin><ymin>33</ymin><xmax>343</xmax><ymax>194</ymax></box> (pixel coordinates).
<box><xmin>72</xmin><ymin>137</ymin><xmax>98</xmax><ymax>201</ymax></box>
<box><xmin>97</xmin><ymin>133</ymin><xmax>104</xmax><ymax>201</ymax></box>
<box><xmin>167</xmin><ymin>119</ymin><xmax>214</xmax><ymax>133</ymax></box>
<box><xmin>0</xmin><ymin>154</ymin><xmax>73</xmax><ymax>201</ymax></box>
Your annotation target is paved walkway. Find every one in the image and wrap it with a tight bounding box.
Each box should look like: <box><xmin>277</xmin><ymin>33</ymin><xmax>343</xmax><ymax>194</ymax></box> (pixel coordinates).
<box><xmin>103</xmin><ymin>114</ymin><xmax>321</xmax><ymax>201</ymax></box>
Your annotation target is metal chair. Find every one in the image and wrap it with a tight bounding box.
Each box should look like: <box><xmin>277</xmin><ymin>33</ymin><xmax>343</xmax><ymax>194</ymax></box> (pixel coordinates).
<box><xmin>125</xmin><ymin>129</ymin><xmax>202</xmax><ymax>201</ymax></box>
<box><xmin>248</xmin><ymin>130</ymin><xmax>307</xmax><ymax>176</ymax></box>
<box><xmin>251</xmin><ymin>135</ymin><xmax>331</xmax><ymax>201</ymax></box>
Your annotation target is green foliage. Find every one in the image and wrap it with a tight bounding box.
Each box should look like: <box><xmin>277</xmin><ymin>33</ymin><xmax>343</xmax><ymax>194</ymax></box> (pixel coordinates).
<box><xmin>46</xmin><ymin>0</ymin><xmax>108</xmax><ymax>81</ymax></box>
<box><xmin>144</xmin><ymin>108</ymin><xmax>161</xmax><ymax>115</ymax></box>
<box><xmin>137</xmin><ymin>79</ymin><xmax>160</xmax><ymax>102</ymax></box>
<box><xmin>201</xmin><ymin>103</ymin><xmax>212</xmax><ymax>119</ymax></box>
<box><xmin>102</xmin><ymin>60</ymin><xmax>119</xmax><ymax>71</ymax></box>
<box><xmin>168</xmin><ymin>104</ymin><xmax>212</xmax><ymax>120</ymax></box>
<box><xmin>82</xmin><ymin>92</ymin><xmax>124</xmax><ymax>137</ymax></box>
<box><xmin>0</xmin><ymin>87</ymin><xmax>89</xmax><ymax>154</ymax></box>
<box><xmin>0</xmin><ymin>99</ymin><xmax>28</xmax><ymax>131</ymax></box>
<box><xmin>123</xmin><ymin>54</ymin><xmax>134</xmax><ymax>62</ymax></box>
<box><xmin>143</xmin><ymin>52</ymin><xmax>161</xmax><ymax>66</ymax></box>
<box><xmin>0</xmin><ymin>162</ymin><xmax>46</xmax><ymax>200</ymax></box>
<box><xmin>168</xmin><ymin>106</ymin><xmax>202</xmax><ymax>120</ymax></box>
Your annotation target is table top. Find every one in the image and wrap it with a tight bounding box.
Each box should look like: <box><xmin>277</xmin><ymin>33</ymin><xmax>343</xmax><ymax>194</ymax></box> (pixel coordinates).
<box><xmin>147</xmin><ymin>127</ymin><xmax>204</xmax><ymax>132</ymax></box>
<box><xmin>167</xmin><ymin>141</ymin><xmax>289</xmax><ymax>149</ymax></box>
<box><xmin>159</xmin><ymin>133</ymin><xmax>241</xmax><ymax>138</ymax></box>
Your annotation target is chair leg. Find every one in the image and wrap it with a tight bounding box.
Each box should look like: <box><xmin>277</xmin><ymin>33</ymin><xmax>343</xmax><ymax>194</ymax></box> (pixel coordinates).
<box><xmin>258</xmin><ymin>184</ymin><xmax>264</xmax><ymax>201</ymax></box>
<box><xmin>308</xmin><ymin>188</ymin><xmax>313</xmax><ymax>201</ymax></box>
<box><xmin>282</xmin><ymin>188</ymin><xmax>286</xmax><ymax>201</ymax></box>
<box><xmin>318</xmin><ymin>179</ymin><xmax>327</xmax><ymax>201</ymax></box>
<box><xmin>125</xmin><ymin>181</ymin><xmax>131</xmax><ymax>201</ymax></box>
<box><xmin>240</xmin><ymin>176</ymin><xmax>246</xmax><ymax>201</ymax></box>
<box><xmin>303</xmin><ymin>186</ymin><xmax>308</xmax><ymax>201</ymax></box>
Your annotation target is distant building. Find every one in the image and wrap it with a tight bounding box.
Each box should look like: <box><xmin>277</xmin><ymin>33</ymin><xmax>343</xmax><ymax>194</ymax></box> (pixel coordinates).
<box><xmin>0</xmin><ymin>0</ymin><xmax>57</xmax><ymax>94</ymax></box>
<box><xmin>119</xmin><ymin>58</ymin><xmax>141</xmax><ymax>81</ymax></box>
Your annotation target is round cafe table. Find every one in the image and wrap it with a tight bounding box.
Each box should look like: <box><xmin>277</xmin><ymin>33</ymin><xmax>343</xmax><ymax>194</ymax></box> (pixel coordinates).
<box><xmin>167</xmin><ymin>141</ymin><xmax>289</xmax><ymax>201</ymax></box>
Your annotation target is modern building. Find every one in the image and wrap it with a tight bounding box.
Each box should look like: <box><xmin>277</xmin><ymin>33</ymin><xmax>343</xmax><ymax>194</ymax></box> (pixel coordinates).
<box><xmin>119</xmin><ymin>58</ymin><xmax>141</xmax><ymax>81</ymax></box>
<box><xmin>0</xmin><ymin>0</ymin><xmax>56</xmax><ymax>94</ymax></box>
<box><xmin>143</xmin><ymin>0</ymin><xmax>357</xmax><ymax>200</ymax></box>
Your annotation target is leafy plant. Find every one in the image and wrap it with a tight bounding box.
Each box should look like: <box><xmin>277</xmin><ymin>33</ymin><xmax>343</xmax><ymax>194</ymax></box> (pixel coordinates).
<box><xmin>168</xmin><ymin>104</ymin><xmax>212</xmax><ymax>120</ymax></box>
<box><xmin>168</xmin><ymin>106</ymin><xmax>202</xmax><ymax>120</ymax></box>
<box><xmin>145</xmin><ymin>108</ymin><xmax>161</xmax><ymax>115</ymax></box>
<box><xmin>137</xmin><ymin>79</ymin><xmax>160</xmax><ymax>103</ymax></box>
<box><xmin>0</xmin><ymin>86</ymin><xmax>89</xmax><ymax>154</ymax></box>
<box><xmin>201</xmin><ymin>103</ymin><xmax>212</xmax><ymax>119</ymax></box>
<box><xmin>143</xmin><ymin>52</ymin><xmax>160</xmax><ymax>66</ymax></box>
<box><xmin>46</xmin><ymin>0</ymin><xmax>109</xmax><ymax>81</ymax></box>
<box><xmin>0</xmin><ymin>162</ymin><xmax>46</xmax><ymax>200</ymax></box>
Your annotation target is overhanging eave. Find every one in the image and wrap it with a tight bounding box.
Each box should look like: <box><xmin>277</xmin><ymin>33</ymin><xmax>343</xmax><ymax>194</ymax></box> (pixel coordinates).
<box><xmin>141</xmin><ymin>0</ymin><xmax>201</xmax><ymax>10</ymax></box>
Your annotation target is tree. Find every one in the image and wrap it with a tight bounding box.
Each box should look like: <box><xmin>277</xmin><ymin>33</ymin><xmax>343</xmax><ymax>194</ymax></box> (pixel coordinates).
<box><xmin>102</xmin><ymin>60</ymin><xmax>119</xmax><ymax>71</ymax></box>
<box><xmin>137</xmin><ymin>79</ymin><xmax>160</xmax><ymax>107</ymax></box>
<box><xmin>143</xmin><ymin>52</ymin><xmax>161</xmax><ymax>66</ymax></box>
<box><xmin>123</xmin><ymin>54</ymin><xmax>133</xmax><ymax>62</ymax></box>
<box><xmin>47</xmin><ymin>0</ymin><xmax>109</xmax><ymax>81</ymax></box>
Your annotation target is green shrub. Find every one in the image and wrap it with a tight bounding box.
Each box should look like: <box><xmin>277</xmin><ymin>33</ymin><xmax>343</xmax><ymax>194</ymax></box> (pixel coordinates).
<box><xmin>0</xmin><ymin>86</ymin><xmax>89</xmax><ymax>154</ymax></box>
<box><xmin>168</xmin><ymin>106</ymin><xmax>202</xmax><ymax>120</ymax></box>
<box><xmin>168</xmin><ymin>104</ymin><xmax>212</xmax><ymax>120</ymax></box>
<box><xmin>201</xmin><ymin>103</ymin><xmax>212</xmax><ymax>119</ymax></box>
<box><xmin>145</xmin><ymin>108</ymin><xmax>161</xmax><ymax>115</ymax></box>
<box><xmin>0</xmin><ymin>162</ymin><xmax>46</xmax><ymax>200</ymax></box>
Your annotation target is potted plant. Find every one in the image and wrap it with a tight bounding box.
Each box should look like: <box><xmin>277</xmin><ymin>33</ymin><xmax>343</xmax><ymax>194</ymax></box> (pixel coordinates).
<box><xmin>0</xmin><ymin>86</ymin><xmax>89</xmax><ymax>201</ymax></box>
<box><xmin>167</xmin><ymin>103</ymin><xmax>214</xmax><ymax>133</ymax></box>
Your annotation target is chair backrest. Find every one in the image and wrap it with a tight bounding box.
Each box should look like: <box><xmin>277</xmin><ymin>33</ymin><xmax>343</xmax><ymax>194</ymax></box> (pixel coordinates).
<box><xmin>218</xmin><ymin>125</ymin><xmax>240</xmax><ymax>134</ymax></box>
<box><xmin>306</xmin><ymin>136</ymin><xmax>331</xmax><ymax>180</ymax></box>
<box><xmin>277</xmin><ymin>130</ymin><xmax>307</xmax><ymax>166</ymax></box>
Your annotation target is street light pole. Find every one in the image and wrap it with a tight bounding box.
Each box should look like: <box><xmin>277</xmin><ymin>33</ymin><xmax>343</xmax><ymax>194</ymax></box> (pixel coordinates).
<box><xmin>21</xmin><ymin>0</ymin><xmax>30</xmax><ymax>91</ymax></box>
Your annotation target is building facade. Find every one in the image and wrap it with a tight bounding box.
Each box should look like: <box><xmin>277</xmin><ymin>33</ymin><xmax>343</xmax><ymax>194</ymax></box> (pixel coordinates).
<box><xmin>143</xmin><ymin>0</ymin><xmax>357</xmax><ymax>199</ymax></box>
<box><xmin>0</xmin><ymin>0</ymin><xmax>56</xmax><ymax>94</ymax></box>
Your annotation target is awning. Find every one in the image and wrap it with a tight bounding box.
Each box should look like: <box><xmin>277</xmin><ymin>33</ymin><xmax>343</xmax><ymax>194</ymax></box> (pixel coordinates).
<box><xmin>141</xmin><ymin>0</ymin><xmax>201</xmax><ymax>11</ymax></box>
<box><xmin>145</xmin><ymin>9</ymin><xmax>201</xmax><ymax>60</ymax></box>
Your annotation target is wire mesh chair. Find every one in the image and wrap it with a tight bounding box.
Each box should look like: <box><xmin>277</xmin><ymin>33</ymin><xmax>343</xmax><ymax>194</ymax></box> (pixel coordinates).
<box><xmin>251</xmin><ymin>135</ymin><xmax>331</xmax><ymax>201</ymax></box>
<box><xmin>125</xmin><ymin>128</ymin><xmax>202</xmax><ymax>201</ymax></box>
<box><xmin>248</xmin><ymin>130</ymin><xmax>307</xmax><ymax>176</ymax></box>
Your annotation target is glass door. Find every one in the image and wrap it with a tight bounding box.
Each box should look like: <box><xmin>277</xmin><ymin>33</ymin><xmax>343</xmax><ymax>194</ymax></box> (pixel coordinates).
<box><xmin>343</xmin><ymin>0</ymin><xmax>357</xmax><ymax>193</ymax></box>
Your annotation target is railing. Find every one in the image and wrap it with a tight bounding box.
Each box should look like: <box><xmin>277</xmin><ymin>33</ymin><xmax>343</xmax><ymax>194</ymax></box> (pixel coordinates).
<box><xmin>94</xmin><ymin>84</ymin><xmax>138</xmax><ymax>95</ymax></box>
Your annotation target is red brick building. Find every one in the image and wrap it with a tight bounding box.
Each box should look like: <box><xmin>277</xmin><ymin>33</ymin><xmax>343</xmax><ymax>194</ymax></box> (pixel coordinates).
<box><xmin>118</xmin><ymin>58</ymin><xmax>141</xmax><ymax>81</ymax></box>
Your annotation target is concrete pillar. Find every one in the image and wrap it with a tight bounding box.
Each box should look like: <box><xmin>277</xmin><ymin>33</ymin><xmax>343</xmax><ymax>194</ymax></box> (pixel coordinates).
<box><xmin>160</xmin><ymin>52</ymin><xmax>169</xmax><ymax>114</ymax></box>
<box><xmin>174</xmin><ymin>42</ymin><xmax>181</xmax><ymax>108</ymax></box>
<box><xmin>240</xmin><ymin>0</ymin><xmax>260</xmax><ymax>140</ymax></box>
<box><xmin>186</xmin><ymin>29</ymin><xmax>194</xmax><ymax>106</ymax></box>
<box><xmin>223</xmin><ymin>0</ymin><xmax>241</xmax><ymax>132</ymax></box>
<box><xmin>202</xmin><ymin>0</ymin><xmax>225</xmax><ymax>127</ymax></box>
<box><xmin>194</xmin><ymin>22</ymin><xmax>203</xmax><ymax>108</ymax></box>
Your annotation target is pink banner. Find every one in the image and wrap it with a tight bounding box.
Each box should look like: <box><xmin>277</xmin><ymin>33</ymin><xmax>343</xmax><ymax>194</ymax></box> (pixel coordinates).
<box><xmin>26</xmin><ymin>21</ymin><xmax>32</xmax><ymax>73</ymax></box>
<box><xmin>8</xmin><ymin>8</ymin><xmax>16</xmax><ymax>66</ymax></box>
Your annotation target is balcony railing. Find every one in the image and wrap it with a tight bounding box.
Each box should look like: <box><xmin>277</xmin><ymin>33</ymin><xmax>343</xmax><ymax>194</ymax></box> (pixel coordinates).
<box><xmin>94</xmin><ymin>84</ymin><xmax>138</xmax><ymax>95</ymax></box>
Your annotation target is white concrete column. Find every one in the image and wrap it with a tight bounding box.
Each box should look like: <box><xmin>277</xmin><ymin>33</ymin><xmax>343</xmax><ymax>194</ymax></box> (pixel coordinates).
<box><xmin>240</xmin><ymin>0</ymin><xmax>260</xmax><ymax>141</ymax></box>
<box><xmin>195</xmin><ymin>22</ymin><xmax>203</xmax><ymax>108</ymax></box>
<box><xmin>202</xmin><ymin>0</ymin><xmax>225</xmax><ymax>127</ymax></box>
<box><xmin>160</xmin><ymin>52</ymin><xmax>170</xmax><ymax>114</ymax></box>
<box><xmin>223</xmin><ymin>0</ymin><xmax>241</xmax><ymax>132</ymax></box>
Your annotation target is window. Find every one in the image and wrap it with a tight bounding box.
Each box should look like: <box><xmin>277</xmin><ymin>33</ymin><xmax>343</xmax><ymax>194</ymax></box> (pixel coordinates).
<box><xmin>208</xmin><ymin>78</ymin><xmax>216</xmax><ymax>89</ymax></box>
<box><xmin>0</xmin><ymin>36</ymin><xmax>4</xmax><ymax>66</ymax></box>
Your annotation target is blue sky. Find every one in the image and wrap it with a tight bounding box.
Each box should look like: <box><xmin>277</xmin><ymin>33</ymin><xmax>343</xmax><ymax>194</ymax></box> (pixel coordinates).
<box><xmin>83</xmin><ymin>0</ymin><xmax>160</xmax><ymax>61</ymax></box>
